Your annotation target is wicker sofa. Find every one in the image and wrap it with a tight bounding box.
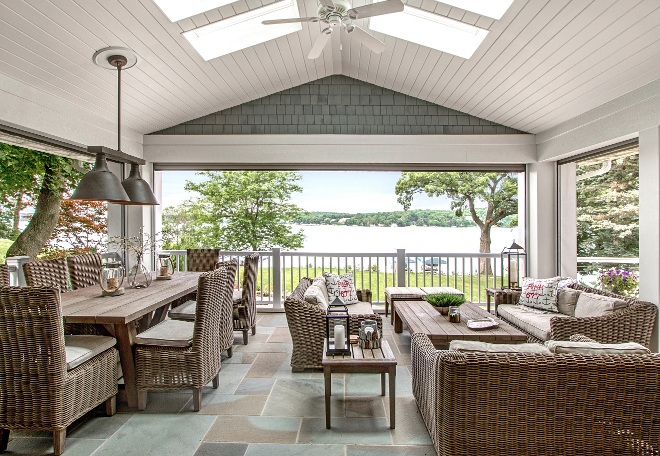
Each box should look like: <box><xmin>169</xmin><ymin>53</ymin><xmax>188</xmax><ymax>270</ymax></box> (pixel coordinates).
<box><xmin>411</xmin><ymin>332</ymin><xmax>660</xmax><ymax>456</ymax></box>
<box><xmin>494</xmin><ymin>283</ymin><xmax>658</xmax><ymax>347</ymax></box>
<box><xmin>284</xmin><ymin>278</ymin><xmax>382</xmax><ymax>371</ymax></box>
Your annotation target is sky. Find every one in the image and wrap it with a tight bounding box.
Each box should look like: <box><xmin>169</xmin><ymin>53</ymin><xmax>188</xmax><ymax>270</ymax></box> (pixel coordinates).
<box><xmin>160</xmin><ymin>170</ymin><xmax>457</xmax><ymax>213</ymax></box>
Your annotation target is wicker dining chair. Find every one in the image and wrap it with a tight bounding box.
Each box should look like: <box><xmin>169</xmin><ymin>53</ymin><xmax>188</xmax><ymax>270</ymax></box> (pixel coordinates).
<box><xmin>23</xmin><ymin>257</ymin><xmax>69</xmax><ymax>291</ymax></box>
<box><xmin>0</xmin><ymin>286</ymin><xmax>118</xmax><ymax>456</ymax></box>
<box><xmin>66</xmin><ymin>253</ymin><xmax>103</xmax><ymax>290</ymax></box>
<box><xmin>233</xmin><ymin>252</ymin><xmax>259</xmax><ymax>344</ymax></box>
<box><xmin>0</xmin><ymin>264</ymin><xmax>8</xmax><ymax>286</ymax></box>
<box><xmin>135</xmin><ymin>265</ymin><xmax>235</xmax><ymax>411</ymax></box>
<box><xmin>186</xmin><ymin>248</ymin><xmax>221</xmax><ymax>272</ymax></box>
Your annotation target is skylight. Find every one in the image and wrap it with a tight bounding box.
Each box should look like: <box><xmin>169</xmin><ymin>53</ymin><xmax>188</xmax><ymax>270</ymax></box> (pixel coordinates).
<box><xmin>369</xmin><ymin>6</ymin><xmax>488</xmax><ymax>59</ymax></box>
<box><xmin>183</xmin><ymin>0</ymin><xmax>302</xmax><ymax>61</ymax></box>
<box><xmin>153</xmin><ymin>0</ymin><xmax>240</xmax><ymax>22</ymax></box>
<box><xmin>437</xmin><ymin>0</ymin><xmax>515</xmax><ymax>20</ymax></box>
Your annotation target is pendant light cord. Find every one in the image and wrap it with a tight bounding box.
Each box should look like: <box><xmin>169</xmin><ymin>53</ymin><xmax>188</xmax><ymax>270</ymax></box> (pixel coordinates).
<box><xmin>117</xmin><ymin>60</ymin><xmax>122</xmax><ymax>153</ymax></box>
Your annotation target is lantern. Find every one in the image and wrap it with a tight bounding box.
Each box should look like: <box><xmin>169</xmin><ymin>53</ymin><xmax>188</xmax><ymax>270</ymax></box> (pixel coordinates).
<box><xmin>358</xmin><ymin>320</ymin><xmax>381</xmax><ymax>349</ymax></box>
<box><xmin>99</xmin><ymin>259</ymin><xmax>125</xmax><ymax>297</ymax></box>
<box><xmin>156</xmin><ymin>253</ymin><xmax>175</xmax><ymax>280</ymax></box>
<box><xmin>326</xmin><ymin>297</ymin><xmax>351</xmax><ymax>356</ymax></box>
<box><xmin>501</xmin><ymin>241</ymin><xmax>526</xmax><ymax>290</ymax></box>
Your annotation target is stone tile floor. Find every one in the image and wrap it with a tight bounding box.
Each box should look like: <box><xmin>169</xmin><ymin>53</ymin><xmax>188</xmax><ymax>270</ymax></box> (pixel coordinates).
<box><xmin>5</xmin><ymin>314</ymin><xmax>436</xmax><ymax>456</ymax></box>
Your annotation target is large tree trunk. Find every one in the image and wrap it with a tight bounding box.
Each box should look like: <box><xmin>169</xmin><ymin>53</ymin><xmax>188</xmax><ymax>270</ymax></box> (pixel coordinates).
<box><xmin>12</xmin><ymin>192</ymin><xmax>23</xmax><ymax>231</ymax></box>
<box><xmin>7</xmin><ymin>164</ymin><xmax>62</xmax><ymax>260</ymax></box>
<box><xmin>479</xmin><ymin>225</ymin><xmax>492</xmax><ymax>274</ymax></box>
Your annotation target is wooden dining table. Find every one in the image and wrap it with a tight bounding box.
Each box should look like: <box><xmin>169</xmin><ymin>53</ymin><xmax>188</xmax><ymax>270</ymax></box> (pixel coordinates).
<box><xmin>60</xmin><ymin>271</ymin><xmax>202</xmax><ymax>408</ymax></box>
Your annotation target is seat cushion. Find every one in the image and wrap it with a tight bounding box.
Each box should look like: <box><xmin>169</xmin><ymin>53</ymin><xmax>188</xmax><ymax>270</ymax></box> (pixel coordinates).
<box><xmin>135</xmin><ymin>319</ymin><xmax>195</xmax><ymax>347</ymax></box>
<box><xmin>65</xmin><ymin>335</ymin><xmax>117</xmax><ymax>370</ymax></box>
<box><xmin>385</xmin><ymin>287</ymin><xmax>427</xmax><ymax>300</ymax></box>
<box><xmin>449</xmin><ymin>340</ymin><xmax>551</xmax><ymax>354</ymax></box>
<box><xmin>347</xmin><ymin>301</ymin><xmax>374</xmax><ymax>315</ymax></box>
<box><xmin>497</xmin><ymin>304</ymin><xmax>570</xmax><ymax>341</ymax></box>
<box><xmin>169</xmin><ymin>300</ymin><xmax>197</xmax><ymax>321</ymax></box>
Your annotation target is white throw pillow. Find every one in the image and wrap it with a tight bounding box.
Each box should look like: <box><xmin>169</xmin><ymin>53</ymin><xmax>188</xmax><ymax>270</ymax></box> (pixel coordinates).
<box><xmin>303</xmin><ymin>282</ymin><xmax>329</xmax><ymax>311</ymax></box>
<box><xmin>323</xmin><ymin>272</ymin><xmax>358</xmax><ymax>304</ymax></box>
<box><xmin>518</xmin><ymin>276</ymin><xmax>562</xmax><ymax>312</ymax></box>
<box><xmin>574</xmin><ymin>291</ymin><xmax>627</xmax><ymax>318</ymax></box>
<box><xmin>545</xmin><ymin>340</ymin><xmax>650</xmax><ymax>355</ymax></box>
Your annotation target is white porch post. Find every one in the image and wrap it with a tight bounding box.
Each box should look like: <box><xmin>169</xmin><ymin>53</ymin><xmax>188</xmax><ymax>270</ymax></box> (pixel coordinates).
<box><xmin>272</xmin><ymin>247</ymin><xmax>282</xmax><ymax>309</ymax></box>
<box><xmin>639</xmin><ymin>127</ymin><xmax>660</xmax><ymax>352</ymax></box>
<box><xmin>526</xmin><ymin>162</ymin><xmax>558</xmax><ymax>279</ymax></box>
<box><xmin>559</xmin><ymin>163</ymin><xmax>577</xmax><ymax>278</ymax></box>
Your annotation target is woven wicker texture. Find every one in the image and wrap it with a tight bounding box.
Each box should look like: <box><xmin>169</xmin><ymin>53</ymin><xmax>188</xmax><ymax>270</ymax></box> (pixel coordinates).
<box><xmin>495</xmin><ymin>284</ymin><xmax>658</xmax><ymax>347</ymax></box>
<box><xmin>135</xmin><ymin>265</ymin><xmax>235</xmax><ymax>410</ymax></box>
<box><xmin>284</xmin><ymin>278</ymin><xmax>381</xmax><ymax>370</ymax></box>
<box><xmin>22</xmin><ymin>258</ymin><xmax>69</xmax><ymax>291</ymax></box>
<box><xmin>0</xmin><ymin>286</ymin><xmax>118</xmax><ymax>454</ymax></box>
<box><xmin>411</xmin><ymin>332</ymin><xmax>660</xmax><ymax>456</ymax></box>
<box><xmin>66</xmin><ymin>253</ymin><xmax>102</xmax><ymax>290</ymax></box>
<box><xmin>0</xmin><ymin>264</ymin><xmax>8</xmax><ymax>286</ymax></box>
<box><xmin>186</xmin><ymin>249</ymin><xmax>221</xmax><ymax>272</ymax></box>
<box><xmin>234</xmin><ymin>253</ymin><xmax>259</xmax><ymax>343</ymax></box>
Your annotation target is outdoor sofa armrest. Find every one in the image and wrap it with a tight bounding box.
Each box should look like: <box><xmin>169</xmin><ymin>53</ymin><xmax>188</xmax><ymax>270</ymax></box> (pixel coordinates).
<box><xmin>411</xmin><ymin>333</ymin><xmax>442</xmax><ymax>437</ymax></box>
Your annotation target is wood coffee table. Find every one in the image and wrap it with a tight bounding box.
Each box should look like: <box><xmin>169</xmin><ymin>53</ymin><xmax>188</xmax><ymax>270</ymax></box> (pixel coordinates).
<box><xmin>322</xmin><ymin>340</ymin><xmax>396</xmax><ymax>429</ymax></box>
<box><xmin>393</xmin><ymin>300</ymin><xmax>527</xmax><ymax>346</ymax></box>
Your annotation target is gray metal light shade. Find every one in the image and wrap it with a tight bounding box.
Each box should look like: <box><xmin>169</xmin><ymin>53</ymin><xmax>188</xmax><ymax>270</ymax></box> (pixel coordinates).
<box><xmin>70</xmin><ymin>153</ymin><xmax>130</xmax><ymax>203</ymax></box>
<box><xmin>121</xmin><ymin>164</ymin><xmax>159</xmax><ymax>205</ymax></box>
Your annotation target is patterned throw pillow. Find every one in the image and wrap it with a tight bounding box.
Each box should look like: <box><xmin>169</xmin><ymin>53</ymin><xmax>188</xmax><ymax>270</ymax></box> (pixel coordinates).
<box><xmin>518</xmin><ymin>276</ymin><xmax>562</xmax><ymax>312</ymax></box>
<box><xmin>323</xmin><ymin>272</ymin><xmax>358</xmax><ymax>304</ymax></box>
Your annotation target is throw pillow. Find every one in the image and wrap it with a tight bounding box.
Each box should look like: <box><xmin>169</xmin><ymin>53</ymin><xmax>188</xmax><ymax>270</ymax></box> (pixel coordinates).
<box><xmin>518</xmin><ymin>276</ymin><xmax>562</xmax><ymax>312</ymax></box>
<box><xmin>545</xmin><ymin>340</ymin><xmax>650</xmax><ymax>355</ymax></box>
<box><xmin>323</xmin><ymin>272</ymin><xmax>358</xmax><ymax>304</ymax></box>
<box><xmin>556</xmin><ymin>288</ymin><xmax>581</xmax><ymax>316</ymax></box>
<box><xmin>449</xmin><ymin>340</ymin><xmax>551</xmax><ymax>354</ymax></box>
<box><xmin>574</xmin><ymin>292</ymin><xmax>627</xmax><ymax>318</ymax></box>
<box><xmin>303</xmin><ymin>277</ymin><xmax>329</xmax><ymax>310</ymax></box>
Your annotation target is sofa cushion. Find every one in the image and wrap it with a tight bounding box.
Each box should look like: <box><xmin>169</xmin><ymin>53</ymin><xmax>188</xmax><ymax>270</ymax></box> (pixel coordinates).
<box><xmin>323</xmin><ymin>272</ymin><xmax>358</xmax><ymax>304</ymax></box>
<box><xmin>557</xmin><ymin>288</ymin><xmax>581</xmax><ymax>316</ymax></box>
<box><xmin>497</xmin><ymin>304</ymin><xmax>570</xmax><ymax>341</ymax></box>
<box><xmin>449</xmin><ymin>340</ymin><xmax>551</xmax><ymax>354</ymax></box>
<box><xmin>518</xmin><ymin>276</ymin><xmax>562</xmax><ymax>312</ymax></box>
<box><xmin>574</xmin><ymin>291</ymin><xmax>627</xmax><ymax>318</ymax></box>
<box><xmin>303</xmin><ymin>276</ymin><xmax>329</xmax><ymax>310</ymax></box>
<box><xmin>135</xmin><ymin>319</ymin><xmax>194</xmax><ymax>347</ymax></box>
<box><xmin>545</xmin><ymin>340</ymin><xmax>651</xmax><ymax>355</ymax></box>
<box><xmin>65</xmin><ymin>335</ymin><xmax>117</xmax><ymax>370</ymax></box>
<box><xmin>347</xmin><ymin>301</ymin><xmax>373</xmax><ymax>315</ymax></box>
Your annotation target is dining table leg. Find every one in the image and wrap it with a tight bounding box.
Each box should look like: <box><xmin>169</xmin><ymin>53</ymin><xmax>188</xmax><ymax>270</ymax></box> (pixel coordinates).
<box><xmin>114</xmin><ymin>322</ymin><xmax>138</xmax><ymax>408</ymax></box>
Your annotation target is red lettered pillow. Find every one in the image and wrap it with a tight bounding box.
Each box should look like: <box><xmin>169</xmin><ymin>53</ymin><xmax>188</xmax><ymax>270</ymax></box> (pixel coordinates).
<box><xmin>518</xmin><ymin>277</ymin><xmax>562</xmax><ymax>312</ymax></box>
<box><xmin>323</xmin><ymin>272</ymin><xmax>358</xmax><ymax>304</ymax></box>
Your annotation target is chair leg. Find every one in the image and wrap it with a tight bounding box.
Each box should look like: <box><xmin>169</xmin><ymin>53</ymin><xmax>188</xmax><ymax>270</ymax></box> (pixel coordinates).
<box><xmin>105</xmin><ymin>396</ymin><xmax>116</xmax><ymax>416</ymax></box>
<box><xmin>227</xmin><ymin>346</ymin><xmax>233</xmax><ymax>358</ymax></box>
<box><xmin>251</xmin><ymin>325</ymin><xmax>256</xmax><ymax>335</ymax></box>
<box><xmin>212</xmin><ymin>373</ymin><xmax>219</xmax><ymax>389</ymax></box>
<box><xmin>138</xmin><ymin>390</ymin><xmax>148</xmax><ymax>411</ymax></box>
<box><xmin>0</xmin><ymin>428</ymin><xmax>9</xmax><ymax>452</ymax></box>
<box><xmin>193</xmin><ymin>388</ymin><xmax>203</xmax><ymax>412</ymax></box>
<box><xmin>53</xmin><ymin>429</ymin><xmax>66</xmax><ymax>456</ymax></box>
<box><xmin>243</xmin><ymin>330</ymin><xmax>249</xmax><ymax>345</ymax></box>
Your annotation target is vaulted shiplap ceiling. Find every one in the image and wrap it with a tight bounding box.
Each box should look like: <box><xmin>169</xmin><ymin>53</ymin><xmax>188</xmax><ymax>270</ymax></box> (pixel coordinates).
<box><xmin>2</xmin><ymin>0</ymin><xmax>660</xmax><ymax>136</ymax></box>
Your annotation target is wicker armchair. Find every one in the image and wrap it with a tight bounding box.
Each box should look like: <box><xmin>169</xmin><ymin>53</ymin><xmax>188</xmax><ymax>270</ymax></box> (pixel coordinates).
<box><xmin>0</xmin><ymin>264</ymin><xmax>8</xmax><ymax>286</ymax></box>
<box><xmin>411</xmin><ymin>332</ymin><xmax>660</xmax><ymax>456</ymax></box>
<box><xmin>233</xmin><ymin>252</ymin><xmax>259</xmax><ymax>344</ymax></box>
<box><xmin>494</xmin><ymin>283</ymin><xmax>658</xmax><ymax>347</ymax></box>
<box><xmin>135</xmin><ymin>266</ymin><xmax>234</xmax><ymax>411</ymax></box>
<box><xmin>0</xmin><ymin>286</ymin><xmax>118</xmax><ymax>456</ymax></box>
<box><xmin>66</xmin><ymin>253</ymin><xmax>102</xmax><ymax>290</ymax></box>
<box><xmin>186</xmin><ymin>248</ymin><xmax>221</xmax><ymax>272</ymax></box>
<box><xmin>23</xmin><ymin>257</ymin><xmax>69</xmax><ymax>291</ymax></box>
<box><xmin>284</xmin><ymin>278</ymin><xmax>381</xmax><ymax>371</ymax></box>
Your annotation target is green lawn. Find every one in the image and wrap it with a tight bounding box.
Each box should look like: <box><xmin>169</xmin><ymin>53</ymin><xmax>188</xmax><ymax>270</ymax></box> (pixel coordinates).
<box><xmin>0</xmin><ymin>239</ymin><xmax>13</xmax><ymax>264</ymax></box>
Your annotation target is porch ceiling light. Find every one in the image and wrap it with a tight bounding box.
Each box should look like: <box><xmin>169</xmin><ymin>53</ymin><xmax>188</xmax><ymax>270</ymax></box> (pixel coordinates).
<box><xmin>153</xmin><ymin>0</ymin><xmax>241</xmax><ymax>23</ymax></box>
<box><xmin>369</xmin><ymin>5</ymin><xmax>488</xmax><ymax>59</ymax></box>
<box><xmin>435</xmin><ymin>0</ymin><xmax>515</xmax><ymax>20</ymax></box>
<box><xmin>183</xmin><ymin>0</ymin><xmax>302</xmax><ymax>61</ymax></box>
<box><xmin>70</xmin><ymin>152</ymin><xmax>130</xmax><ymax>203</ymax></box>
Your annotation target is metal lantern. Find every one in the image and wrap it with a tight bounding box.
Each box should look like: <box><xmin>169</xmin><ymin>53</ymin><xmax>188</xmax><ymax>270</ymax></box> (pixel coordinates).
<box><xmin>326</xmin><ymin>297</ymin><xmax>351</xmax><ymax>356</ymax></box>
<box><xmin>99</xmin><ymin>259</ymin><xmax>125</xmax><ymax>296</ymax></box>
<box><xmin>501</xmin><ymin>241</ymin><xmax>526</xmax><ymax>290</ymax></box>
<box><xmin>156</xmin><ymin>253</ymin><xmax>175</xmax><ymax>280</ymax></box>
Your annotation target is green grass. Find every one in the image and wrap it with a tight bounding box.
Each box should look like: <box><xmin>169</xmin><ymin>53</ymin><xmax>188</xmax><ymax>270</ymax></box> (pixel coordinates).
<box><xmin>0</xmin><ymin>239</ymin><xmax>13</xmax><ymax>264</ymax></box>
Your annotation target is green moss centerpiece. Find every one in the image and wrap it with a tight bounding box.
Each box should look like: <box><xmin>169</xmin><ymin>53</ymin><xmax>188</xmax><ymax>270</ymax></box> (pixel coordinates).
<box><xmin>423</xmin><ymin>293</ymin><xmax>466</xmax><ymax>316</ymax></box>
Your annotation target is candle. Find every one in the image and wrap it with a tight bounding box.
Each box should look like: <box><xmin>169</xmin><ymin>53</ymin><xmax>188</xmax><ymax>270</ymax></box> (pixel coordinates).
<box><xmin>509</xmin><ymin>260</ymin><xmax>518</xmax><ymax>283</ymax></box>
<box><xmin>107</xmin><ymin>277</ymin><xmax>118</xmax><ymax>290</ymax></box>
<box><xmin>334</xmin><ymin>324</ymin><xmax>346</xmax><ymax>350</ymax></box>
<box><xmin>160</xmin><ymin>265</ymin><xmax>169</xmax><ymax>276</ymax></box>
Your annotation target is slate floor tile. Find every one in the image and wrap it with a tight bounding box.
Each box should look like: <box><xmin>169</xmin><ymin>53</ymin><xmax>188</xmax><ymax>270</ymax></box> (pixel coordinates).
<box><xmin>235</xmin><ymin>377</ymin><xmax>276</xmax><ymax>395</ymax></box>
<box><xmin>263</xmin><ymin>378</ymin><xmax>343</xmax><ymax>418</ymax></box>
<box><xmin>245</xmin><ymin>443</ymin><xmax>345</xmax><ymax>456</ymax></box>
<box><xmin>204</xmin><ymin>416</ymin><xmax>300</xmax><ymax>444</ymax></box>
<box><xmin>298</xmin><ymin>417</ymin><xmax>392</xmax><ymax>445</ymax></box>
<box><xmin>193</xmin><ymin>442</ymin><xmax>248</xmax><ymax>456</ymax></box>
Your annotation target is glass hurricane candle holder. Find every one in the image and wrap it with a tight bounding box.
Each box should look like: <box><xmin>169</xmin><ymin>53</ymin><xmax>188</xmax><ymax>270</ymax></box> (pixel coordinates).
<box><xmin>156</xmin><ymin>253</ymin><xmax>175</xmax><ymax>280</ymax></box>
<box><xmin>99</xmin><ymin>259</ymin><xmax>125</xmax><ymax>297</ymax></box>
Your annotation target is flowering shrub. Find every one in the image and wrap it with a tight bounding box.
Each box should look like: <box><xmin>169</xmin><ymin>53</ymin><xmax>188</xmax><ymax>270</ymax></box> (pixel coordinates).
<box><xmin>596</xmin><ymin>268</ymin><xmax>639</xmax><ymax>297</ymax></box>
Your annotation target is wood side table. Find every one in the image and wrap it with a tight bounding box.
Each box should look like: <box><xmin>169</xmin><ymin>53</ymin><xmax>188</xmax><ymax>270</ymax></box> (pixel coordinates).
<box><xmin>322</xmin><ymin>340</ymin><xmax>396</xmax><ymax>429</ymax></box>
<box><xmin>486</xmin><ymin>288</ymin><xmax>522</xmax><ymax>314</ymax></box>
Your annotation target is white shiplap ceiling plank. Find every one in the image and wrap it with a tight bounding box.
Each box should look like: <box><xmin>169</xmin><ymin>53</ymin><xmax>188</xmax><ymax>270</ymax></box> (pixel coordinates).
<box><xmin>399</xmin><ymin>45</ymin><xmax>430</xmax><ymax>96</ymax></box>
<box><xmin>284</xmin><ymin>33</ymin><xmax>309</xmax><ymax>86</ymax></box>
<box><xmin>264</xmin><ymin>40</ymin><xmax>294</xmax><ymax>89</ymax></box>
<box><xmin>298</xmin><ymin>0</ymin><xmax>325</xmax><ymax>81</ymax></box>
<box><xmin>242</xmin><ymin>46</ymin><xmax>278</xmax><ymax>95</ymax></box>
<box><xmin>252</xmin><ymin>43</ymin><xmax>286</xmax><ymax>93</ymax></box>
<box><xmin>289</xmin><ymin>27</ymin><xmax>316</xmax><ymax>83</ymax></box>
<box><xmin>373</xmin><ymin>33</ymin><xmax>398</xmax><ymax>88</ymax></box>
<box><xmin>391</xmin><ymin>42</ymin><xmax>419</xmax><ymax>94</ymax></box>
<box><xmin>414</xmin><ymin>52</ymin><xmax>453</xmax><ymax>100</ymax></box>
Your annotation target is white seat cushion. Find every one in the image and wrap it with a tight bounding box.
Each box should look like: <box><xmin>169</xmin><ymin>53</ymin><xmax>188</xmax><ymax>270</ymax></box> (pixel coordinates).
<box><xmin>65</xmin><ymin>335</ymin><xmax>117</xmax><ymax>371</ymax></box>
<box><xmin>169</xmin><ymin>300</ymin><xmax>197</xmax><ymax>321</ymax></box>
<box><xmin>135</xmin><ymin>319</ymin><xmax>195</xmax><ymax>347</ymax></box>
<box><xmin>347</xmin><ymin>301</ymin><xmax>374</xmax><ymax>315</ymax></box>
<box><xmin>449</xmin><ymin>340</ymin><xmax>551</xmax><ymax>354</ymax></box>
<box><xmin>385</xmin><ymin>287</ymin><xmax>427</xmax><ymax>300</ymax></box>
<box><xmin>497</xmin><ymin>304</ymin><xmax>570</xmax><ymax>341</ymax></box>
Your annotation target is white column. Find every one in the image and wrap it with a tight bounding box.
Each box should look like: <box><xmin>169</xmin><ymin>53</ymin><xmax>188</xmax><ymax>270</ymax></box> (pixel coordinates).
<box><xmin>271</xmin><ymin>247</ymin><xmax>282</xmax><ymax>309</ymax></box>
<box><xmin>396</xmin><ymin>249</ymin><xmax>406</xmax><ymax>287</ymax></box>
<box><xmin>559</xmin><ymin>162</ymin><xmax>577</xmax><ymax>278</ymax></box>
<box><xmin>526</xmin><ymin>162</ymin><xmax>558</xmax><ymax>279</ymax></box>
<box><xmin>639</xmin><ymin>127</ymin><xmax>660</xmax><ymax>352</ymax></box>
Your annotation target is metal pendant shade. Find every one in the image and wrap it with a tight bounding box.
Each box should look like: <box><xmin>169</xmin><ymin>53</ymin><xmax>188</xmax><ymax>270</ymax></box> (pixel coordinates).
<box><xmin>121</xmin><ymin>164</ymin><xmax>159</xmax><ymax>205</ymax></box>
<box><xmin>70</xmin><ymin>153</ymin><xmax>130</xmax><ymax>203</ymax></box>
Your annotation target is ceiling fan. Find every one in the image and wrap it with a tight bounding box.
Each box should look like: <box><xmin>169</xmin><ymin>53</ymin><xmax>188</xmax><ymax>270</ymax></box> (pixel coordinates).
<box><xmin>262</xmin><ymin>0</ymin><xmax>404</xmax><ymax>59</ymax></box>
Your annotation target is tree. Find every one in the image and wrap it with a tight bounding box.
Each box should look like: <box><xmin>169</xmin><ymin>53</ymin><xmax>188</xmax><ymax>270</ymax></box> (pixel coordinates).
<box><xmin>40</xmin><ymin>199</ymin><xmax>107</xmax><ymax>258</ymax></box>
<box><xmin>161</xmin><ymin>202</ymin><xmax>212</xmax><ymax>250</ymax></box>
<box><xmin>165</xmin><ymin>171</ymin><xmax>307</xmax><ymax>251</ymax></box>
<box><xmin>395</xmin><ymin>172</ymin><xmax>518</xmax><ymax>272</ymax></box>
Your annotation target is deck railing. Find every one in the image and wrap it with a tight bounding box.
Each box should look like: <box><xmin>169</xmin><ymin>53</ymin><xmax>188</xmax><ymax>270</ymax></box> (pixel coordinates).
<box><xmin>161</xmin><ymin>248</ymin><xmax>516</xmax><ymax>310</ymax></box>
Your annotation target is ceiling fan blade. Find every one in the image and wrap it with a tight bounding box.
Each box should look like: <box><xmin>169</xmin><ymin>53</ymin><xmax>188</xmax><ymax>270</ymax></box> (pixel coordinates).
<box><xmin>347</xmin><ymin>0</ymin><xmax>404</xmax><ymax>19</ymax></box>
<box><xmin>318</xmin><ymin>0</ymin><xmax>335</xmax><ymax>11</ymax></box>
<box><xmin>346</xmin><ymin>25</ymin><xmax>386</xmax><ymax>53</ymax></box>
<box><xmin>308</xmin><ymin>28</ymin><xmax>332</xmax><ymax>59</ymax></box>
<box><xmin>262</xmin><ymin>17</ymin><xmax>319</xmax><ymax>24</ymax></box>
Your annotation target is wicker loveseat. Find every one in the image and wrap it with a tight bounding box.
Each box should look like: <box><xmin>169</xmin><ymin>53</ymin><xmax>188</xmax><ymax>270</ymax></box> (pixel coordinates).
<box><xmin>411</xmin><ymin>332</ymin><xmax>660</xmax><ymax>456</ymax></box>
<box><xmin>284</xmin><ymin>278</ymin><xmax>382</xmax><ymax>371</ymax></box>
<box><xmin>494</xmin><ymin>283</ymin><xmax>658</xmax><ymax>347</ymax></box>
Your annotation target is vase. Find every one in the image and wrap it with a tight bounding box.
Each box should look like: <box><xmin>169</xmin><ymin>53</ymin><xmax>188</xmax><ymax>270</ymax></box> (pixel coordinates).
<box><xmin>448</xmin><ymin>306</ymin><xmax>461</xmax><ymax>323</ymax></box>
<box><xmin>128</xmin><ymin>256</ymin><xmax>152</xmax><ymax>288</ymax></box>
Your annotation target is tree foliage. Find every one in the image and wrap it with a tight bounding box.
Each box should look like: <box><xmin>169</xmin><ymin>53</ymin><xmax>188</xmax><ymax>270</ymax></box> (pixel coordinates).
<box><xmin>163</xmin><ymin>171</ymin><xmax>306</xmax><ymax>251</ymax></box>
